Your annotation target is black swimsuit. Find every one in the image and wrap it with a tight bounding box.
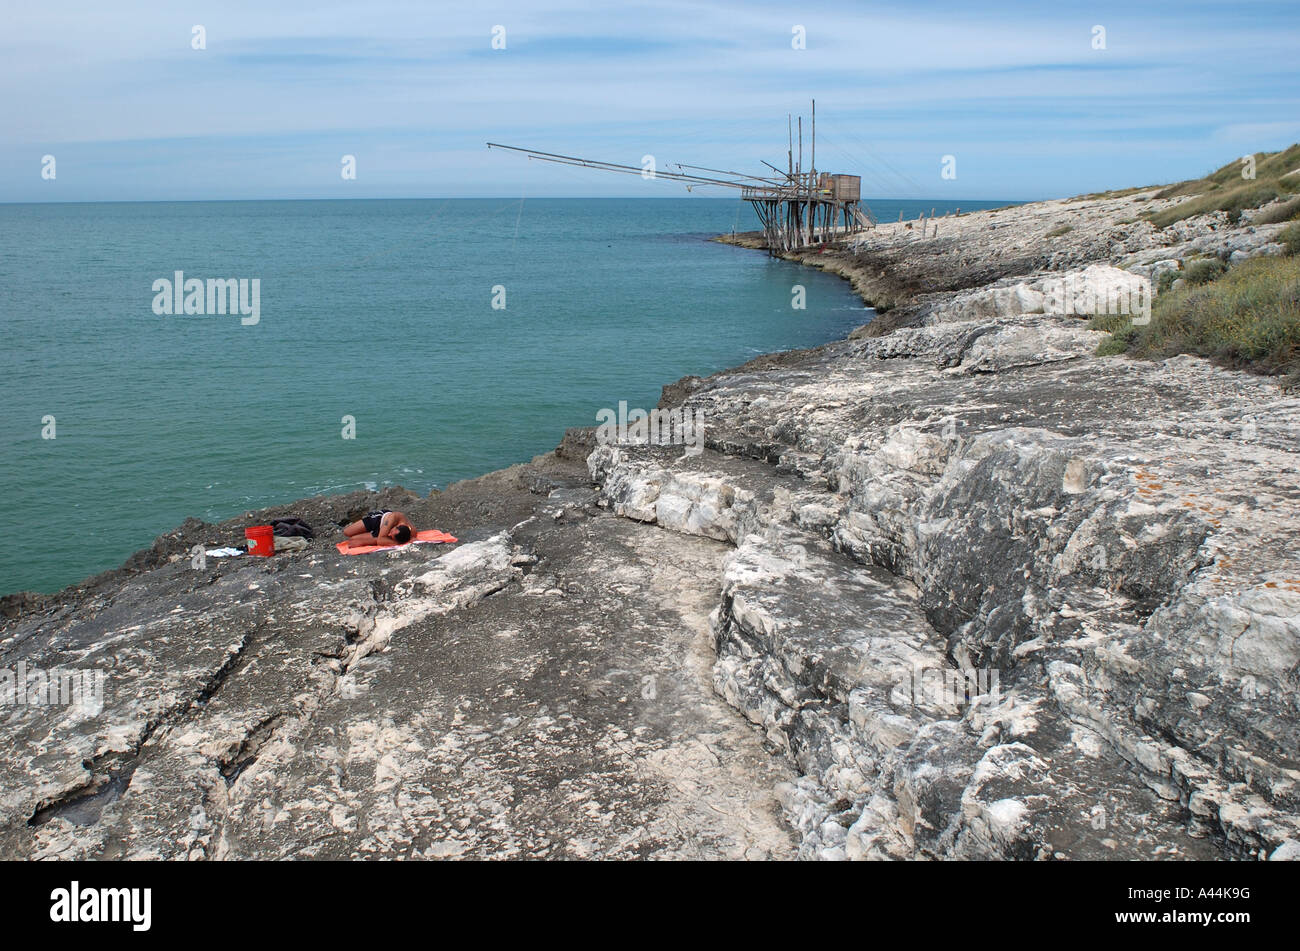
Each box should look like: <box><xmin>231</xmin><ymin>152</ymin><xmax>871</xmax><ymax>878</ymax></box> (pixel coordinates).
<box><xmin>362</xmin><ymin>510</ymin><xmax>391</xmax><ymax>537</ymax></box>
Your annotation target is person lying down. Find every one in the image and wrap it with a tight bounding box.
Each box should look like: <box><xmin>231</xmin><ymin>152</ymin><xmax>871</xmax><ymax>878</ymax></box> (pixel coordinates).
<box><xmin>340</xmin><ymin>509</ymin><xmax>416</xmax><ymax>549</ymax></box>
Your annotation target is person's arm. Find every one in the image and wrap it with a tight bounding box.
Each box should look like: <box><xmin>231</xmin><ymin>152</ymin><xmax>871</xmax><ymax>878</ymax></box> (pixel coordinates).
<box><xmin>344</xmin><ymin>534</ymin><xmax>396</xmax><ymax>548</ymax></box>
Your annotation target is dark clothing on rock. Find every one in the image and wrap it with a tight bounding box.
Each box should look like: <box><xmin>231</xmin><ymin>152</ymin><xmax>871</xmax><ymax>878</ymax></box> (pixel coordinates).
<box><xmin>270</xmin><ymin>516</ymin><xmax>315</xmax><ymax>539</ymax></box>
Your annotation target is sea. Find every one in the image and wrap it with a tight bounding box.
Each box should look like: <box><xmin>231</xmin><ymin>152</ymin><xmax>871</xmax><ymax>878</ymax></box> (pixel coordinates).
<box><xmin>0</xmin><ymin>196</ymin><xmax>1007</xmax><ymax>594</ymax></box>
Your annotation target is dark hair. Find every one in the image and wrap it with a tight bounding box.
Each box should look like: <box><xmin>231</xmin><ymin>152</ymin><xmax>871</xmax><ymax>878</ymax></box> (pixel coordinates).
<box><xmin>394</xmin><ymin>525</ymin><xmax>412</xmax><ymax>544</ymax></box>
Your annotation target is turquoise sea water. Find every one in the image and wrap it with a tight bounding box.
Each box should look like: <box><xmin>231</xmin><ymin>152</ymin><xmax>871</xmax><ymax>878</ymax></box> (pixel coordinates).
<box><xmin>0</xmin><ymin>197</ymin><xmax>1003</xmax><ymax>594</ymax></box>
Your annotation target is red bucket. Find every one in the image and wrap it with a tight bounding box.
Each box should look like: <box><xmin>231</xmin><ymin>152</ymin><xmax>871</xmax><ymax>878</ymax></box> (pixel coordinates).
<box><xmin>245</xmin><ymin>525</ymin><xmax>275</xmax><ymax>557</ymax></box>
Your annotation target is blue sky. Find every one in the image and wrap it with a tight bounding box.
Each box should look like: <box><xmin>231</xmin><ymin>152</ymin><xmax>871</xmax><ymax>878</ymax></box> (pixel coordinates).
<box><xmin>2</xmin><ymin>0</ymin><xmax>1298</xmax><ymax>202</ymax></box>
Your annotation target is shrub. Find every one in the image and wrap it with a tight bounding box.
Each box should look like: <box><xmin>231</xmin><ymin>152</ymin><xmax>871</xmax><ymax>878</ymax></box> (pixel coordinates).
<box><xmin>1280</xmin><ymin>221</ymin><xmax>1300</xmax><ymax>256</ymax></box>
<box><xmin>1087</xmin><ymin>312</ymin><xmax>1133</xmax><ymax>335</ymax></box>
<box><xmin>1096</xmin><ymin>256</ymin><xmax>1300</xmax><ymax>384</ymax></box>
<box><xmin>1093</xmin><ymin>322</ymin><xmax>1137</xmax><ymax>356</ymax></box>
<box><xmin>1183</xmin><ymin>258</ymin><xmax>1228</xmax><ymax>285</ymax></box>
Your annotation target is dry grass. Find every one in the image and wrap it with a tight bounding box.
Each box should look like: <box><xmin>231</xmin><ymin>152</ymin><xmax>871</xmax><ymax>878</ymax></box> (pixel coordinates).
<box><xmin>1144</xmin><ymin>145</ymin><xmax>1300</xmax><ymax>229</ymax></box>
<box><xmin>1254</xmin><ymin>195</ymin><xmax>1300</xmax><ymax>225</ymax></box>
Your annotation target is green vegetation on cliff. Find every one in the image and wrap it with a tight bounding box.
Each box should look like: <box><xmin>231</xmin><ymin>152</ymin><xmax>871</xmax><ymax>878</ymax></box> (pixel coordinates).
<box><xmin>1095</xmin><ymin>254</ymin><xmax>1300</xmax><ymax>388</ymax></box>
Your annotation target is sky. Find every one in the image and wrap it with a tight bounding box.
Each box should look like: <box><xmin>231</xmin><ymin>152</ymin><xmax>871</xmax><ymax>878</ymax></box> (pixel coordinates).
<box><xmin>2</xmin><ymin>0</ymin><xmax>1298</xmax><ymax>202</ymax></box>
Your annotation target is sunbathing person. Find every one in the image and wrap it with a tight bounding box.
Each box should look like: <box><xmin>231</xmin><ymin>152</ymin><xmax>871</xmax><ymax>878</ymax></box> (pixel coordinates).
<box><xmin>340</xmin><ymin>510</ymin><xmax>415</xmax><ymax>548</ymax></box>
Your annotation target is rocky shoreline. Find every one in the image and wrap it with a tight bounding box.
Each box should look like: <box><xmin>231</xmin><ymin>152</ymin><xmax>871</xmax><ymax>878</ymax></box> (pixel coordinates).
<box><xmin>3</xmin><ymin>184</ymin><xmax>1298</xmax><ymax>860</ymax></box>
